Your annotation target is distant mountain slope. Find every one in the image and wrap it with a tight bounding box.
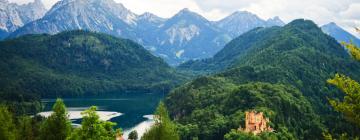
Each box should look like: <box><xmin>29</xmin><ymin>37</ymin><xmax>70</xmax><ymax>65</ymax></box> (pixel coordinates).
<box><xmin>178</xmin><ymin>26</ymin><xmax>282</xmax><ymax>72</ymax></box>
<box><xmin>9</xmin><ymin>0</ymin><xmax>137</xmax><ymax>39</ymax></box>
<box><xmin>0</xmin><ymin>0</ymin><xmax>46</xmax><ymax>39</ymax></box>
<box><xmin>321</xmin><ymin>22</ymin><xmax>360</xmax><ymax>46</ymax></box>
<box><xmin>135</xmin><ymin>12</ymin><xmax>166</xmax><ymax>45</ymax></box>
<box><xmin>146</xmin><ymin>8</ymin><xmax>231</xmax><ymax>65</ymax></box>
<box><xmin>0</xmin><ymin>30</ymin><xmax>183</xmax><ymax>97</ymax></box>
<box><xmin>172</xmin><ymin>19</ymin><xmax>360</xmax><ymax>139</ymax></box>
<box><xmin>215</xmin><ymin>11</ymin><xmax>285</xmax><ymax>38</ymax></box>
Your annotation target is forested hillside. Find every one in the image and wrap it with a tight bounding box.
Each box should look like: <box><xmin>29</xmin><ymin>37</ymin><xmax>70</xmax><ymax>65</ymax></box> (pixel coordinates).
<box><xmin>0</xmin><ymin>30</ymin><xmax>184</xmax><ymax>98</ymax></box>
<box><xmin>168</xmin><ymin>19</ymin><xmax>360</xmax><ymax>139</ymax></box>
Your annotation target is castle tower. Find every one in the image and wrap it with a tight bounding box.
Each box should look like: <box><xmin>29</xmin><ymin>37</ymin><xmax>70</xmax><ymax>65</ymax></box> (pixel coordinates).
<box><xmin>240</xmin><ymin>111</ymin><xmax>273</xmax><ymax>135</ymax></box>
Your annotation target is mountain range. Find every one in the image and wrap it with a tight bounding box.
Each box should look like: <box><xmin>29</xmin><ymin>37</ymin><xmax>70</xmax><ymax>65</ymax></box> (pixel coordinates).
<box><xmin>5</xmin><ymin>0</ymin><xmax>284</xmax><ymax>65</ymax></box>
<box><xmin>0</xmin><ymin>0</ymin><xmax>46</xmax><ymax>39</ymax></box>
<box><xmin>2</xmin><ymin>0</ymin><xmax>360</xmax><ymax>65</ymax></box>
<box><xmin>0</xmin><ymin>0</ymin><xmax>359</xmax><ymax>138</ymax></box>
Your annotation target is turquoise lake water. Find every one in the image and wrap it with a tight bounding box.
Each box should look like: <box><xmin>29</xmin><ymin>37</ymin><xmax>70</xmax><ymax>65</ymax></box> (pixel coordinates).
<box><xmin>41</xmin><ymin>93</ymin><xmax>163</xmax><ymax>130</ymax></box>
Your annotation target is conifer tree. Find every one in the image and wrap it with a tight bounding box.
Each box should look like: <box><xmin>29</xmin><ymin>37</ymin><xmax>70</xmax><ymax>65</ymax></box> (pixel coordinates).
<box><xmin>0</xmin><ymin>105</ymin><xmax>17</xmax><ymax>140</ymax></box>
<box><xmin>141</xmin><ymin>101</ymin><xmax>179</xmax><ymax>140</ymax></box>
<box><xmin>128</xmin><ymin>130</ymin><xmax>138</xmax><ymax>140</ymax></box>
<box><xmin>39</xmin><ymin>99</ymin><xmax>71</xmax><ymax>140</ymax></box>
<box><xmin>18</xmin><ymin>116</ymin><xmax>40</xmax><ymax>140</ymax></box>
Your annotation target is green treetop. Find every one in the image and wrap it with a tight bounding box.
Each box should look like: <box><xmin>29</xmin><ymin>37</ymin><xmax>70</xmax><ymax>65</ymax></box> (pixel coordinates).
<box><xmin>328</xmin><ymin>74</ymin><xmax>360</xmax><ymax>127</ymax></box>
<box><xmin>141</xmin><ymin>101</ymin><xmax>179</xmax><ymax>140</ymax></box>
<box><xmin>40</xmin><ymin>98</ymin><xmax>72</xmax><ymax>140</ymax></box>
<box><xmin>68</xmin><ymin>106</ymin><xmax>117</xmax><ymax>140</ymax></box>
<box><xmin>0</xmin><ymin>105</ymin><xmax>17</xmax><ymax>140</ymax></box>
<box><xmin>128</xmin><ymin>130</ymin><xmax>138</xmax><ymax>140</ymax></box>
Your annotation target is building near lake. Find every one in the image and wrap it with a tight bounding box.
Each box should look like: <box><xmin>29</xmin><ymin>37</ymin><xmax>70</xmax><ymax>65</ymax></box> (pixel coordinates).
<box><xmin>238</xmin><ymin>111</ymin><xmax>274</xmax><ymax>135</ymax></box>
<box><xmin>116</xmin><ymin>134</ymin><xmax>124</xmax><ymax>140</ymax></box>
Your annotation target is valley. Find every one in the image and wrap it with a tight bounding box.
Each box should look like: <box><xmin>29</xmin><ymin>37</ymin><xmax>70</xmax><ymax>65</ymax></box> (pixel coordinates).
<box><xmin>0</xmin><ymin>0</ymin><xmax>360</xmax><ymax>140</ymax></box>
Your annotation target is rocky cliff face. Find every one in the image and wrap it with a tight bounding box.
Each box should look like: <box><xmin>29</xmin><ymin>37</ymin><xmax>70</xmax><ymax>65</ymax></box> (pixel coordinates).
<box><xmin>10</xmin><ymin>0</ymin><xmax>138</xmax><ymax>39</ymax></box>
<box><xmin>215</xmin><ymin>11</ymin><xmax>285</xmax><ymax>38</ymax></box>
<box><xmin>0</xmin><ymin>0</ymin><xmax>46</xmax><ymax>39</ymax></box>
<box><xmin>143</xmin><ymin>8</ymin><xmax>231</xmax><ymax>65</ymax></box>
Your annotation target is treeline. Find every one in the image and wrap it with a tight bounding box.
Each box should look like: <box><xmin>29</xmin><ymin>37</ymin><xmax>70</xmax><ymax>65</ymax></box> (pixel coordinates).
<box><xmin>0</xmin><ymin>92</ymin><xmax>41</xmax><ymax>115</ymax></box>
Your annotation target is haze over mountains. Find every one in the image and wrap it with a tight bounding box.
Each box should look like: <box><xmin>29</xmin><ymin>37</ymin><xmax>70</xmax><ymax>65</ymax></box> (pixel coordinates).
<box><xmin>2</xmin><ymin>0</ymin><xmax>359</xmax><ymax>65</ymax></box>
<box><xmin>321</xmin><ymin>22</ymin><xmax>360</xmax><ymax>46</ymax></box>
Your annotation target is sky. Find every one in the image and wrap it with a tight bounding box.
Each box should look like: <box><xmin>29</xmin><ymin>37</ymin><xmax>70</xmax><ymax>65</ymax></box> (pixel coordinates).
<box><xmin>8</xmin><ymin>0</ymin><xmax>360</xmax><ymax>37</ymax></box>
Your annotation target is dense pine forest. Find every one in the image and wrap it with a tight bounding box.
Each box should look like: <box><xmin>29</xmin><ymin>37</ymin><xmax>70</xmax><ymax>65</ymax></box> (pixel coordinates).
<box><xmin>167</xmin><ymin>19</ymin><xmax>360</xmax><ymax>139</ymax></box>
<box><xmin>0</xmin><ymin>30</ymin><xmax>186</xmax><ymax>98</ymax></box>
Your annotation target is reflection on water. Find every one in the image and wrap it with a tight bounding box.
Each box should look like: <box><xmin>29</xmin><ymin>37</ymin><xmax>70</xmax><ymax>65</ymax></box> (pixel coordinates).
<box><xmin>38</xmin><ymin>111</ymin><xmax>122</xmax><ymax>121</ymax></box>
<box><xmin>41</xmin><ymin>93</ymin><xmax>163</xmax><ymax>131</ymax></box>
<box><xmin>123</xmin><ymin>115</ymin><xmax>155</xmax><ymax>139</ymax></box>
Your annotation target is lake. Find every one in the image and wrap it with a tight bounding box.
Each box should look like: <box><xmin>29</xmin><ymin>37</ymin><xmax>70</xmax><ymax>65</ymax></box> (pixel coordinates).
<box><xmin>40</xmin><ymin>93</ymin><xmax>163</xmax><ymax>139</ymax></box>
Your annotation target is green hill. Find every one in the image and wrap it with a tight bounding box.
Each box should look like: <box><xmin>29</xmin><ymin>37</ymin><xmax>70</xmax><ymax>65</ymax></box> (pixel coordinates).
<box><xmin>0</xmin><ymin>30</ymin><xmax>183</xmax><ymax>98</ymax></box>
<box><xmin>168</xmin><ymin>19</ymin><xmax>360</xmax><ymax>139</ymax></box>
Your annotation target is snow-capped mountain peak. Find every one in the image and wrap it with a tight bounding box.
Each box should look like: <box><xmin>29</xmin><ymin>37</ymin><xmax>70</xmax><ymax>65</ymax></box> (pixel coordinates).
<box><xmin>0</xmin><ymin>0</ymin><xmax>46</xmax><ymax>33</ymax></box>
<box><xmin>45</xmin><ymin>0</ymin><xmax>137</xmax><ymax>25</ymax></box>
<box><xmin>7</xmin><ymin>1</ymin><xmax>283</xmax><ymax>65</ymax></box>
<box><xmin>10</xmin><ymin>0</ymin><xmax>140</xmax><ymax>39</ymax></box>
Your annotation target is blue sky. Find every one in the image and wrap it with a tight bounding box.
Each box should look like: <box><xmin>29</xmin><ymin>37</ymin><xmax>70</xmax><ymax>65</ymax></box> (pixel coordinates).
<box><xmin>8</xmin><ymin>0</ymin><xmax>360</xmax><ymax>37</ymax></box>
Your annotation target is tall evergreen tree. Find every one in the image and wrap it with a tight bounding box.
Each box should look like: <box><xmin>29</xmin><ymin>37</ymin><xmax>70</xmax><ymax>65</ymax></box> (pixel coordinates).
<box><xmin>39</xmin><ymin>99</ymin><xmax>71</xmax><ymax>140</ymax></box>
<box><xmin>141</xmin><ymin>102</ymin><xmax>179</xmax><ymax>140</ymax></box>
<box><xmin>0</xmin><ymin>105</ymin><xmax>17</xmax><ymax>140</ymax></box>
<box><xmin>17</xmin><ymin>116</ymin><xmax>42</xmax><ymax>140</ymax></box>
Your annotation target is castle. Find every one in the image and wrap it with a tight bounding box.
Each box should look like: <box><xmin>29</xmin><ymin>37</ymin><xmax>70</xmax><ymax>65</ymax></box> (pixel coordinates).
<box><xmin>239</xmin><ymin>111</ymin><xmax>273</xmax><ymax>135</ymax></box>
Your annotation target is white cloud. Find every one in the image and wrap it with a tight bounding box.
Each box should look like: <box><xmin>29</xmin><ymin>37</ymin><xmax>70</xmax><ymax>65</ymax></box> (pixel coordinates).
<box><xmin>7</xmin><ymin>0</ymin><xmax>360</xmax><ymax>37</ymax></box>
<box><xmin>340</xmin><ymin>3</ymin><xmax>360</xmax><ymax>20</ymax></box>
